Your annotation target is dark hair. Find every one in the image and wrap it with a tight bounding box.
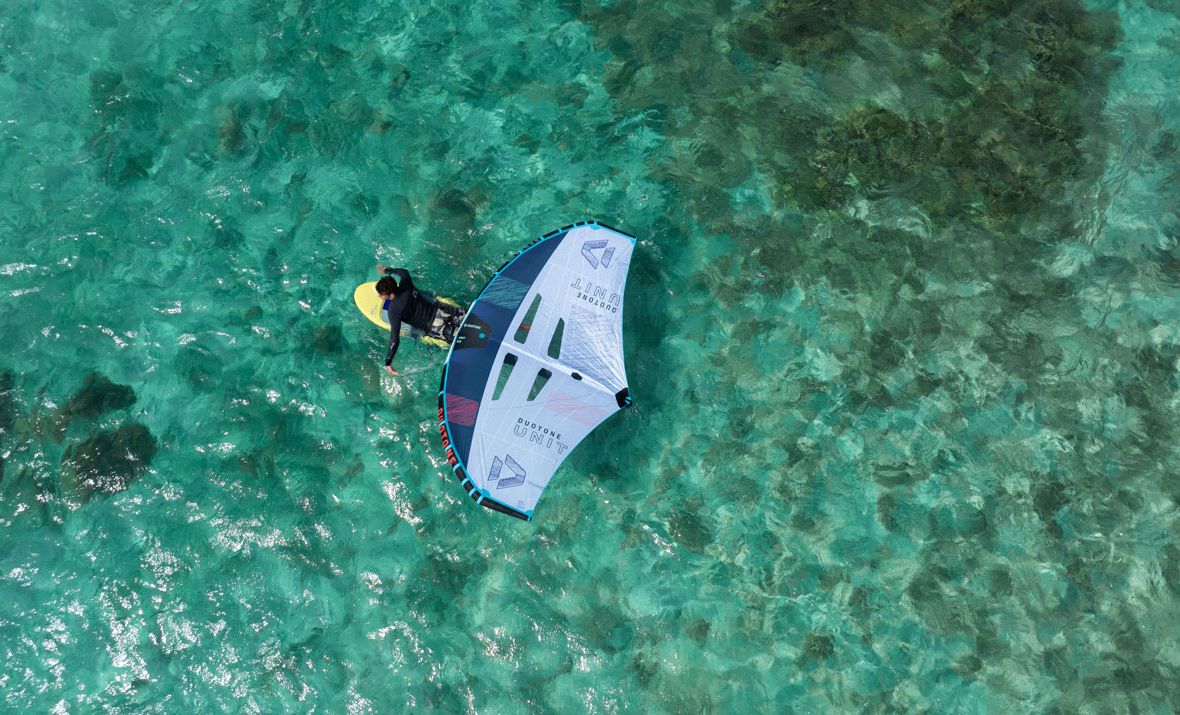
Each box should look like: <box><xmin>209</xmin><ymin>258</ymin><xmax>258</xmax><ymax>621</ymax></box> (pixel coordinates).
<box><xmin>375</xmin><ymin>276</ymin><xmax>399</xmax><ymax>295</ymax></box>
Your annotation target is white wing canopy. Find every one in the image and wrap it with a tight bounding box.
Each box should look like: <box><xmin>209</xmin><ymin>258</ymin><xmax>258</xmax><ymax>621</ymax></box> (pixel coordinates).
<box><xmin>438</xmin><ymin>221</ymin><xmax>635</xmax><ymax>520</ymax></box>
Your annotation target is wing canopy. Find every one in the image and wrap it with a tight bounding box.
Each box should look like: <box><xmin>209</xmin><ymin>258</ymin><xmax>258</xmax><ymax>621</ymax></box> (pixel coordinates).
<box><xmin>438</xmin><ymin>221</ymin><xmax>635</xmax><ymax>520</ymax></box>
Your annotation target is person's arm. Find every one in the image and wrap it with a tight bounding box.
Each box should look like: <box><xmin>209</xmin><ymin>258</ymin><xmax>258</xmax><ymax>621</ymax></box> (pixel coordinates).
<box><xmin>388</xmin><ymin>267</ymin><xmax>414</xmax><ymax>294</ymax></box>
<box><xmin>383</xmin><ymin>292</ymin><xmax>410</xmax><ymax>374</ymax></box>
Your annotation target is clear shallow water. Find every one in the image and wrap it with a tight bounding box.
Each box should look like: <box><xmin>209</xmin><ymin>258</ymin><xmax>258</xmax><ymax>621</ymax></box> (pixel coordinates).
<box><xmin>1</xmin><ymin>0</ymin><xmax>1178</xmax><ymax>711</ymax></box>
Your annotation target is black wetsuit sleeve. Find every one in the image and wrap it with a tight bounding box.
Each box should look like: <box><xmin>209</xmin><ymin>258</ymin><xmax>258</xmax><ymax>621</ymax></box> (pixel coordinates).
<box><xmin>384</xmin><ymin>291</ymin><xmax>411</xmax><ymax>366</ymax></box>
<box><xmin>388</xmin><ymin>267</ymin><xmax>414</xmax><ymax>294</ymax></box>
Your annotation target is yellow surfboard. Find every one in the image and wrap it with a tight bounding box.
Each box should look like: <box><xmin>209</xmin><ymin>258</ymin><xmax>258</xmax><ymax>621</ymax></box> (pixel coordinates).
<box><xmin>353</xmin><ymin>281</ymin><xmax>461</xmax><ymax>349</ymax></box>
<box><xmin>354</xmin><ymin>281</ymin><xmax>392</xmax><ymax>330</ymax></box>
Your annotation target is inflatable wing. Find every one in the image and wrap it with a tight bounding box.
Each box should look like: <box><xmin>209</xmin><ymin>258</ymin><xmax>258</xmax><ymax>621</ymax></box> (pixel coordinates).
<box><xmin>438</xmin><ymin>221</ymin><xmax>635</xmax><ymax>521</ymax></box>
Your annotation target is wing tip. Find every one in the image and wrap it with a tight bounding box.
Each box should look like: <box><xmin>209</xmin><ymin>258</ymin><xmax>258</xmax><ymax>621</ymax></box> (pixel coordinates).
<box><xmin>478</xmin><ymin>496</ymin><xmax>533</xmax><ymax>522</ymax></box>
<box><xmin>590</xmin><ymin>219</ymin><xmax>637</xmax><ymax>241</ymax></box>
<box><xmin>438</xmin><ymin>411</ymin><xmax>534</xmax><ymax>523</ymax></box>
<box><xmin>507</xmin><ymin>220</ymin><xmax>636</xmax><ymax>269</ymax></box>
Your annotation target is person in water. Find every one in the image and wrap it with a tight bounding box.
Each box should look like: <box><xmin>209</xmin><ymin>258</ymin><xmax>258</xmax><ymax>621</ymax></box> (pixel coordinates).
<box><xmin>374</xmin><ymin>264</ymin><xmax>462</xmax><ymax>375</ymax></box>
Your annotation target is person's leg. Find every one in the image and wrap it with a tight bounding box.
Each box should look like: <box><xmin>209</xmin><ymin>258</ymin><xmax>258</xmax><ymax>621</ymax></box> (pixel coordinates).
<box><xmin>426</xmin><ymin>305</ymin><xmax>449</xmax><ymax>341</ymax></box>
<box><xmin>437</xmin><ymin>305</ymin><xmax>464</xmax><ymax>342</ymax></box>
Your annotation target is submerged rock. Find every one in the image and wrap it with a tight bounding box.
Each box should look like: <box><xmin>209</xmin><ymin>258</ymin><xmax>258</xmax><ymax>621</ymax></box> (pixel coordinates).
<box><xmin>430</xmin><ymin>188</ymin><xmax>478</xmax><ymax>237</ymax></box>
<box><xmin>62</xmin><ymin>422</ymin><xmax>158</xmax><ymax>500</ymax></box>
<box><xmin>311</xmin><ymin>324</ymin><xmax>345</xmax><ymax>355</ymax></box>
<box><xmin>668</xmin><ymin>504</ymin><xmax>713</xmax><ymax>552</ymax></box>
<box><xmin>177</xmin><ymin>344</ymin><xmax>223</xmax><ymax>392</ymax></box>
<box><xmin>1</xmin><ymin>464</ymin><xmax>56</xmax><ymax>526</ymax></box>
<box><xmin>63</xmin><ymin>372</ymin><xmax>136</xmax><ymax>419</ymax></box>
<box><xmin>801</xmin><ymin>632</ymin><xmax>836</xmax><ymax>662</ymax></box>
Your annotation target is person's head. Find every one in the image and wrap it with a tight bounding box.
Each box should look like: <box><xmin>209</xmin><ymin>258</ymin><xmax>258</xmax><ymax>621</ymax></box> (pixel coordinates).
<box><xmin>375</xmin><ymin>275</ymin><xmax>399</xmax><ymax>299</ymax></box>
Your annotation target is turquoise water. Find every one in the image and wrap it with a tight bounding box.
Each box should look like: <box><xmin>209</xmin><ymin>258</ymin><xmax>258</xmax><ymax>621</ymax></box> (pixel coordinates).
<box><xmin>2</xmin><ymin>0</ymin><xmax>1179</xmax><ymax>710</ymax></box>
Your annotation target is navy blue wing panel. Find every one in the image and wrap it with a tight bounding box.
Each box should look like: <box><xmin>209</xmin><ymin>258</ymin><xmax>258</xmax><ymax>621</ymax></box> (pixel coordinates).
<box><xmin>443</xmin><ymin>230</ymin><xmax>567</xmax><ymax>466</ymax></box>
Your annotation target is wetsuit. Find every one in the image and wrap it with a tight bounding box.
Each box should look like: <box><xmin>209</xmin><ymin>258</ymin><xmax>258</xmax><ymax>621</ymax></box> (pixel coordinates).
<box><xmin>383</xmin><ymin>268</ymin><xmax>436</xmax><ymax>367</ymax></box>
<box><xmin>382</xmin><ymin>267</ymin><xmax>463</xmax><ymax>366</ymax></box>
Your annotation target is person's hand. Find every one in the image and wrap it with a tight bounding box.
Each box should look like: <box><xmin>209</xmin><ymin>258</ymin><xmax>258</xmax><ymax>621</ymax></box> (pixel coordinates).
<box><xmin>376</xmin><ymin>263</ymin><xmax>388</xmax><ymax>275</ymax></box>
<box><xmin>385</xmin><ymin>365</ymin><xmax>399</xmax><ymax>375</ymax></box>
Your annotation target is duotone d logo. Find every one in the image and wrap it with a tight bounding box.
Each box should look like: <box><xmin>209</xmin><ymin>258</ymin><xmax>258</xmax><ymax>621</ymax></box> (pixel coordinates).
<box><xmin>489</xmin><ymin>454</ymin><xmax>527</xmax><ymax>489</ymax></box>
<box><xmin>581</xmin><ymin>240</ymin><xmax>615</xmax><ymax>269</ymax></box>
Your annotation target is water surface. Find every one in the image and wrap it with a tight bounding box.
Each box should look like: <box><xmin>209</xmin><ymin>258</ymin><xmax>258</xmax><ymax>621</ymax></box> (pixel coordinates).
<box><xmin>1</xmin><ymin>0</ymin><xmax>1178</xmax><ymax>711</ymax></box>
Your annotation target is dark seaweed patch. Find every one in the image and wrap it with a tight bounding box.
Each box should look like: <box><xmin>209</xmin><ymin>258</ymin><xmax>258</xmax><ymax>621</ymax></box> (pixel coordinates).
<box><xmin>62</xmin><ymin>422</ymin><xmax>158</xmax><ymax>500</ymax></box>
<box><xmin>63</xmin><ymin>372</ymin><xmax>136</xmax><ymax>419</ymax></box>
